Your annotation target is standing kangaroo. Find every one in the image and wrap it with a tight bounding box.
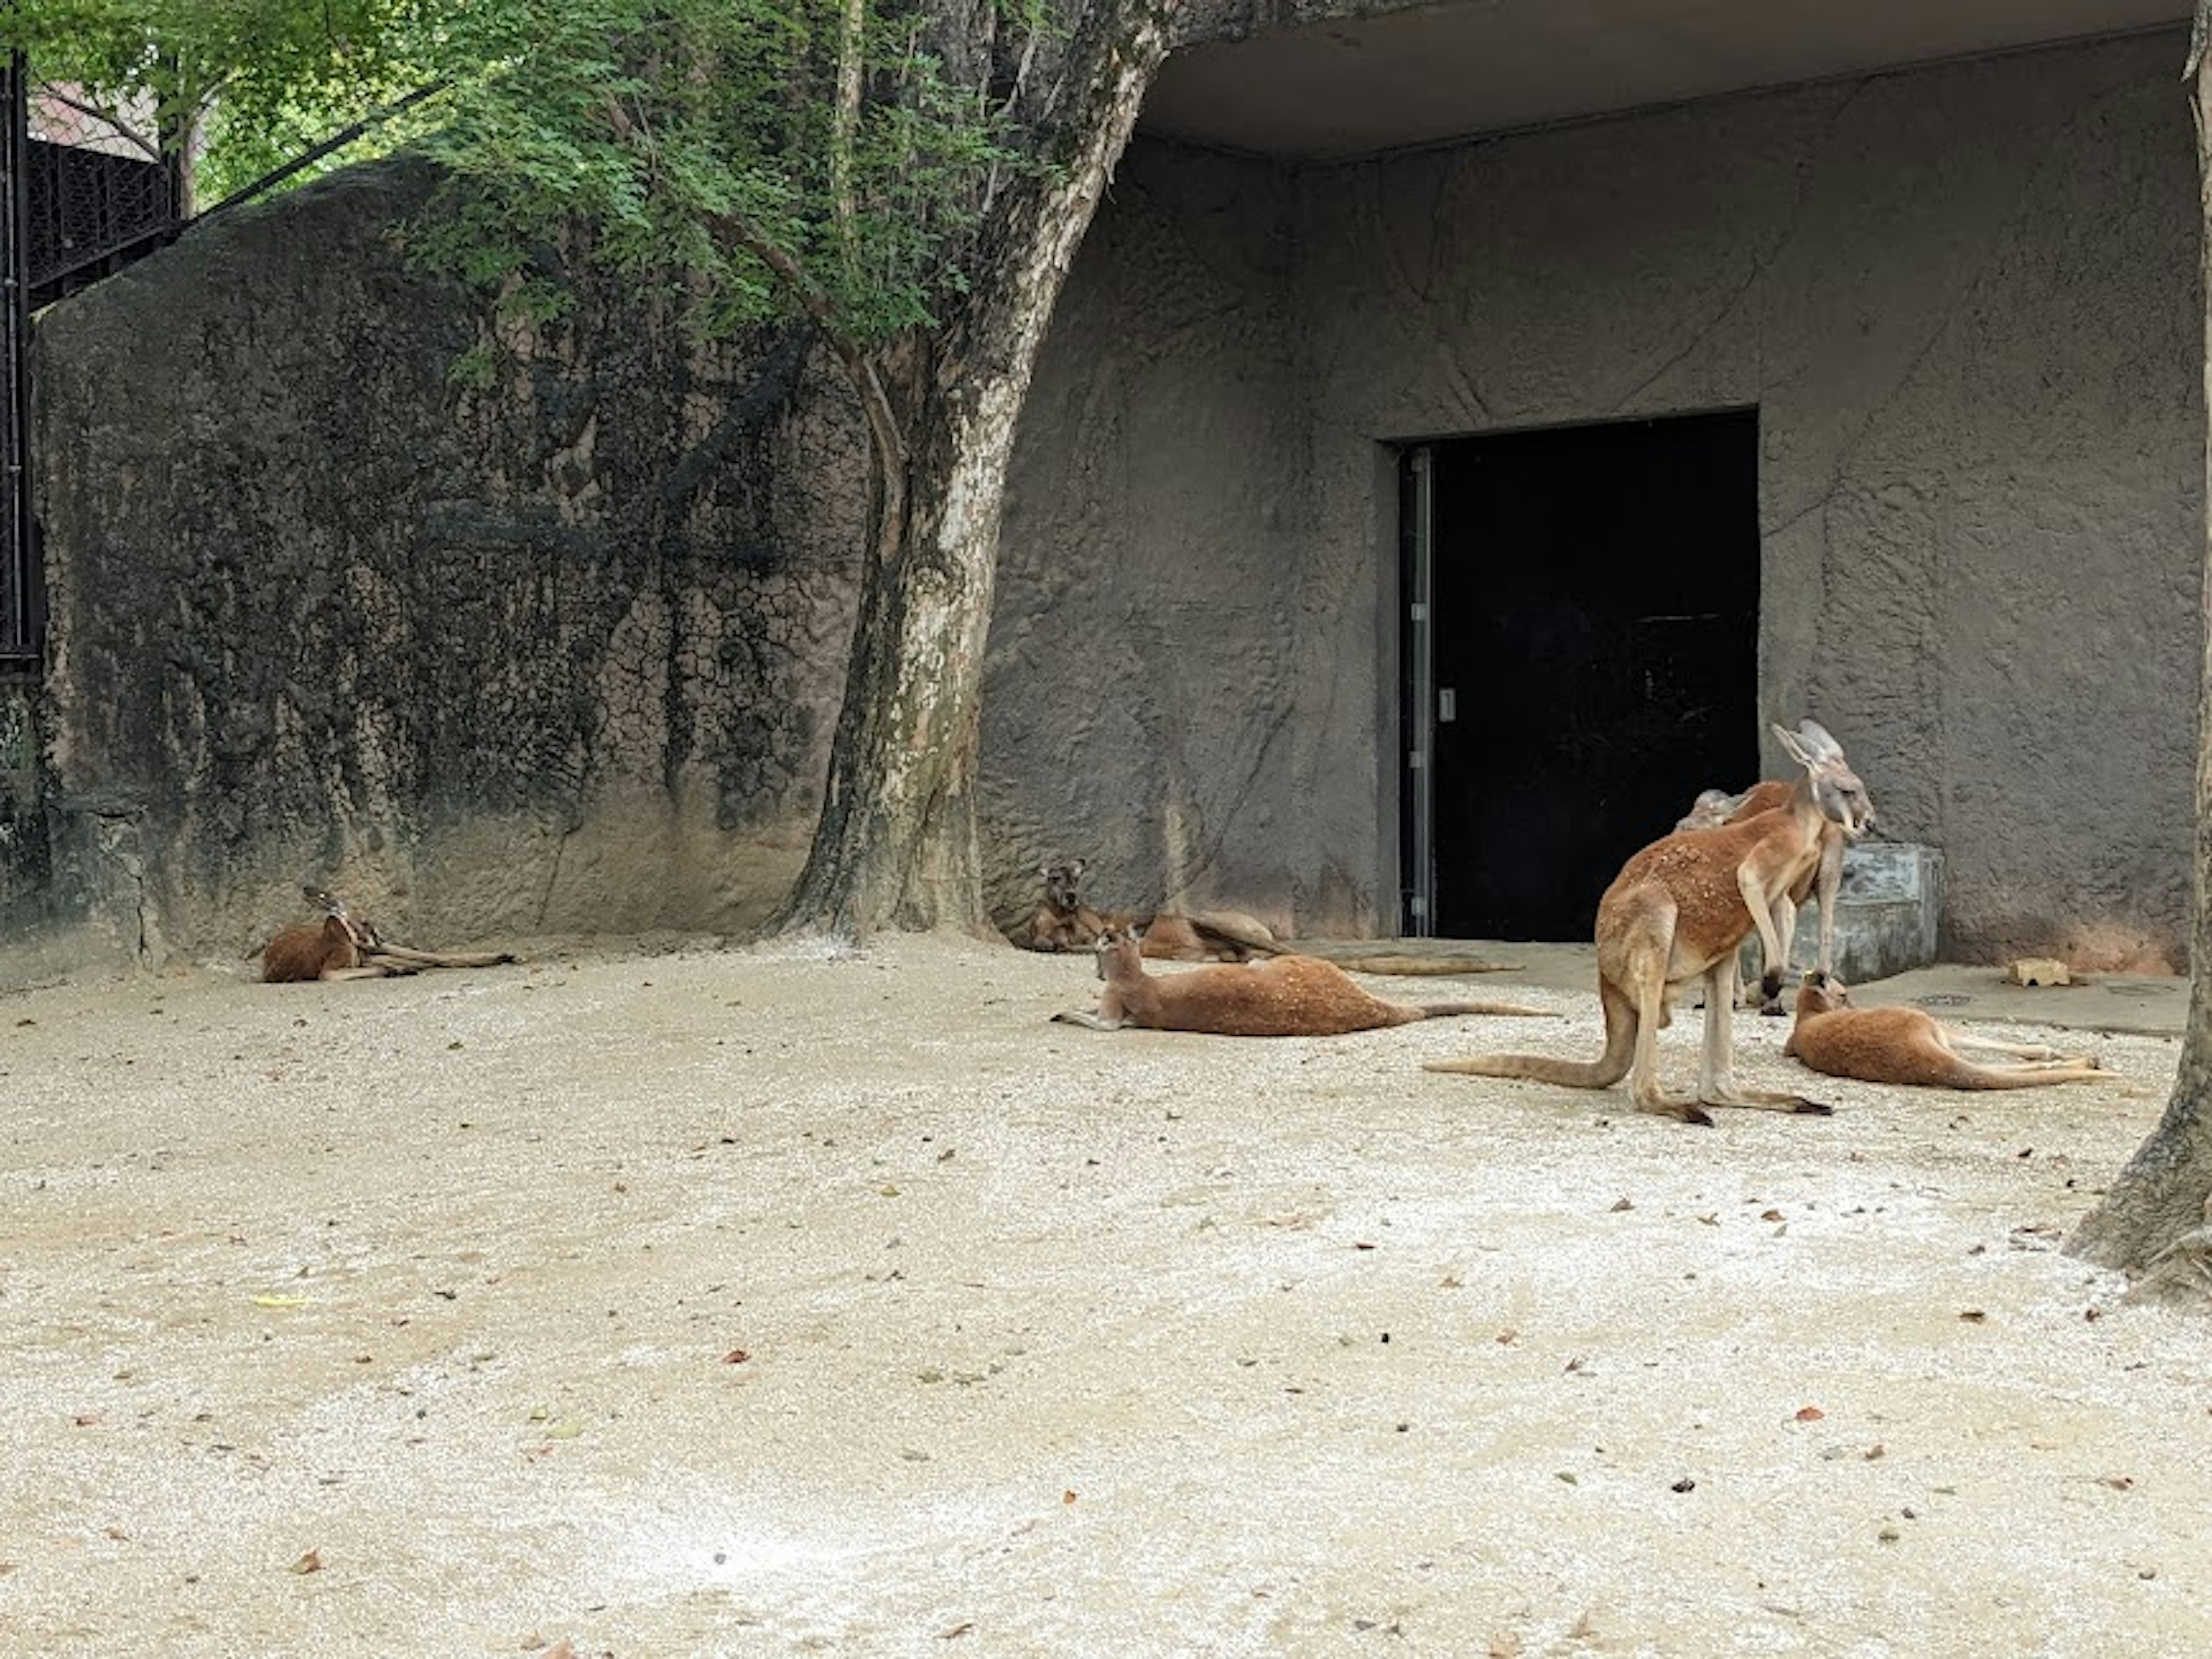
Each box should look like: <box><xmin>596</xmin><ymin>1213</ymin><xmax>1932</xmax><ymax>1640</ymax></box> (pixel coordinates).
<box><xmin>1426</xmin><ymin>720</ymin><xmax>1875</xmax><ymax>1124</ymax></box>
<box><xmin>262</xmin><ymin>886</ymin><xmax>514</xmax><ymax>983</ymax></box>
<box><xmin>1678</xmin><ymin>768</ymin><xmax>1869</xmax><ymax>1014</ymax></box>
<box><xmin>1054</xmin><ymin>926</ymin><xmax>1550</xmax><ymax>1037</ymax></box>
<box><xmin>1784</xmin><ymin>972</ymin><xmax>2104</xmax><ymax>1090</ymax></box>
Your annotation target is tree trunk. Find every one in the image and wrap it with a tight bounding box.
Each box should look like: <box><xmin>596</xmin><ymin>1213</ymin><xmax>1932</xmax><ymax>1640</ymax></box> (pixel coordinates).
<box><xmin>2066</xmin><ymin>3</ymin><xmax>2212</xmax><ymax>1301</ymax></box>
<box><xmin>778</xmin><ymin>0</ymin><xmax>1177</xmax><ymax>939</ymax></box>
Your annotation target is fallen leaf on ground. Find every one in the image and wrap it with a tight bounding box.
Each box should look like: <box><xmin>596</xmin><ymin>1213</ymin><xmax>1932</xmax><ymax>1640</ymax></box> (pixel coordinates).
<box><xmin>1794</xmin><ymin>1406</ymin><xmax>1825</xmax><ymax>1422</ymax></box>
<box><xmin>288</xmin><ymin>1549</ymin><xmax>322</xmax><ymax>1575</ymax></box>
<box><xmin>252</xmin><ymin>1294</ymin><xmax>312</xmax><ymax>1309</ymax></box>
<box><xmin>723</xmin><ymin>1349</ymin><xmax>751</xmax><ymax>1365</ymax></box>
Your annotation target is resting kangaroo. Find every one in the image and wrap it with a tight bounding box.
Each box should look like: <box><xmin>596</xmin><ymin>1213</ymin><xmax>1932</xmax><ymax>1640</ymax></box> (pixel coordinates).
<box><xmin>1019</xmin><ymin>858</ymin><xmax>1283</xmax><ymax>961</ymax></box>
<box><xmin>1426</xmin><ymin>719</ymin><xmax>1876</xmax><ymax>1124</ymax></box>
<box><xmin>262</xmin><ymin>886</ymin><xmax>514</xmax><ymax>983</ymax></box>
<box><xmin>1784</xmin><ymin>972</ymin><xmax>2104</xmax><ymax>1090</ymax></box>
<box><xmin>1022</xmin><ymin>859</ymin><xmax>1106</xmax><ymax>953</ymax></box>
<box><xmin>1679</xmin><ymin>767</ymin><xmax>1869</xmax><ymax>1014</ymax></box>
<box><xmin>1054</xmin><ymin>926</ymin><xmax>1550</xmax><ymax>1037</ymax></box>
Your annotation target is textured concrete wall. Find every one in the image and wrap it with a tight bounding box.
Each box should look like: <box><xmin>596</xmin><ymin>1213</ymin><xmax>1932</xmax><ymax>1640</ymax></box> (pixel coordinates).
<box><xmin>26</xmin><ymin>160</ymin><xmax>863</xmax><ymax>969</ymax></box>
<box><xmin>13</xmin><ymin>32</ymin><xmax>2200</xmax><ymax>973</ymax></box>
<box><xmin>999</xmin><ymin>29</ymin><xmax>2202</xmax><ymax>964</ymax></box>
<box><xmin>982</xmin><ymin>143</ymin><xmax>1350</xmax><ymax>934</ymax></box>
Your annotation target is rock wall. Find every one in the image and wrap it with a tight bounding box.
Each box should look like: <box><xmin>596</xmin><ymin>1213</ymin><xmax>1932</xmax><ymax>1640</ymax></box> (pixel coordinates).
<box><xmin>24</xmin><ymin>160</ymin><xmax>864</xmax><ymax>969</ymax></box>
<box><xmin>997</xmin><ymin>29</ymin><xmax>2203</xmax><ymax>965</ymax></box>
<box><xmin>983</xmin><ymin>145</ymin><xmax>1327</xmax><ymax>934</ymax></box>
<box><xmin>12</xmin><ymin>30</ymin><xmax>2203</xmax><ymax>976</ymax></box>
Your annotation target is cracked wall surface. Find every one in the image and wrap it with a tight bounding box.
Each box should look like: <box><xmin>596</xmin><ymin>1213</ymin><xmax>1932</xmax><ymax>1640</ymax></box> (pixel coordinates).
<box><xmin>24</xmin><ymin>159</ymin><xmax>863</xmax><ymax>970</ymax></box>
<box><xmin>999</xmin><ymin>29</ymin><xmax>2202</xmax><ymax>964</ymax></box>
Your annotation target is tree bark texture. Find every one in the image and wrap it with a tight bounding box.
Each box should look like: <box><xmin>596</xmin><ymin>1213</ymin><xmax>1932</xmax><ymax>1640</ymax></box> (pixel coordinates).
<box><xmin>779</xmin><ymin>0</ymin><xmax>1179</xmax><ymax>938</ymax></box>
<box><xmin>2067</xmin><ymin>3</ymin><xmax>2212</xmax><ymax>1292</ymax></box>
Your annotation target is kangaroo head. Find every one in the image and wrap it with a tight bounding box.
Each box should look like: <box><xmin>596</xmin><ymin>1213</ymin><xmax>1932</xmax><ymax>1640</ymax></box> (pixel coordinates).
<box><xmin>1795</xmin><ymin>969</ymin><xmax>1854</xmax><ymax>1017</ymax></box>
<box><xmin>1676</xmin><ymin>788</ymin><xmax>1738</xmax><ymax>833</ymax></box>
<box><xmin>1041</xmin><ymin>858</ymin><xmax>1088</xmax><ymax>914</ymax></box>
<box><xmin>306</xmin><ymin>884</ymin><xmax>384</xmax><ymax>952</ymax></box>
<box><xmin>1091</xmin><ymin>923</ymin><xmax>1142</xmax><ymax>980</ymax></box>
<box><xmin>1772</xmin><ymin>721</ymin><xmax>1876</xmax><ymax>839</ymax></box>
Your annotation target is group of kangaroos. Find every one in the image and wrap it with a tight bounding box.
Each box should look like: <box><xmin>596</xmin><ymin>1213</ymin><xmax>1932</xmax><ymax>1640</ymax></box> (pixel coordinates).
<box><xmin>1033</xmin><ymin>719</ymin><xmax>2106</xmax><ymax>1127</ymax></box>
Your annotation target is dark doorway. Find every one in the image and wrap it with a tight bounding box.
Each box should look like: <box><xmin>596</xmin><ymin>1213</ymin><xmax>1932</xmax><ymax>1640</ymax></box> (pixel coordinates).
<box><xmin>1402</xmin><ymin>410</ymin><xmax>1760</xmax><ymax>940</ymax></box>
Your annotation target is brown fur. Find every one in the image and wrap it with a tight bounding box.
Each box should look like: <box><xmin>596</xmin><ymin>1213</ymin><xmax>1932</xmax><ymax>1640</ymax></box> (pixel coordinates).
<box><xmin>1019</xmin><ymin>858</ymin><xmax>1282</xmax><ymax>962</ymax></box>
<box><xmin>1054</xmin><ymin>926</ymin><xmax>1550</xmax><ymax>1037</ymax></box>
<box><xmin>261</xmin><ymin>886</ymin><xmax>514</xmax><ymax>983</ymax></box>
<box><xmin>260</xmin><ymin>914</ymin><xmax>365</xmax><ymax>983</ymax></box>
<box><xmin>1126</xmin><ymin>908</ymin><xmax>1279</xmax><ymax>963</ymax></box>
<box><xmin>1427</xmin><ymin>720</ymin><xmax>1874</xmax><ymax>1124</ymax></box>
<box><xmin>1784</xmin><ymin>974</ymin><xmax>2104</xmax><ymax>1090</ymax></box>
<box><xmin>1022</xmin><ymin>860</ymin><xmax>1105</xmax><ymax>952</ymax></box>
<box><xmin>1679</xmin><ymin>775</ymin><xmax>1864</xmax><ymax>1013</ymax></box>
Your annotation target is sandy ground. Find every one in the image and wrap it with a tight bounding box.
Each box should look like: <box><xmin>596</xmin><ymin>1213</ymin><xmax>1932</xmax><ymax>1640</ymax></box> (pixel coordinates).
<box><xmin>2</xmin><ymin>934</ymin><xmax>2209</xmax><ymax>1658</ymax></box>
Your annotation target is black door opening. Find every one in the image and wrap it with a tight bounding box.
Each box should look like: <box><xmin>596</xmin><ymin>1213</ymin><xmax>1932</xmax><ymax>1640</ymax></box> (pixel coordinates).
<box><xmin>1402</xmin><ymin>410</ymin><xmax>1760</xmax><ymax>940</ymax></box>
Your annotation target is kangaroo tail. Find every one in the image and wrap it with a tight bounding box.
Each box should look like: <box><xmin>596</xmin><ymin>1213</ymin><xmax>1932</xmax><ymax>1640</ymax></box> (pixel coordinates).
<box><xmin>1329</xmin><ymin>955</ymin><xmax>1522</xmax><ymax>976</ymax></box>
<box><xmin>1425</xmin><ymin>979</ymin><xmax>1637</xmax><ymax>1088</ymax></box>
<box><xmin>1416</xmin><ymin>1001</ymin><xmax>1554</xmax><ymax>1020</ymax></box>
<box><xmin>1423</xmin><ymin>1051</ymin><xmax>1627</xmax><ymax>1084</ymax></box>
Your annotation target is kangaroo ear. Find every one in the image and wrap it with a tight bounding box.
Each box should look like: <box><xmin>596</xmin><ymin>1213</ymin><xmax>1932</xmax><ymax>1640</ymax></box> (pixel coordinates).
<box><xmin>1794</xmin><ymin>719</ymin><xmax>1844</xmax><ymax>762</ymax></box>
<box><xmin>1771</xmin><ymin>723</ymin><xmax>1817</xmax><ymax>772</ymax></box>
<box><xmin>1069</xmin><ymin>858</ymin><xmax>1085</xmax><ymax>878</ymax></box>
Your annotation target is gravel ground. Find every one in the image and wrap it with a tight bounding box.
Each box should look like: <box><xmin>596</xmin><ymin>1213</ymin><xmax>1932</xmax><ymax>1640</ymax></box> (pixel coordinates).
<box><xmin>1</xmin><ymin>934</ymin><xmax>2207</xmax><ymax>1658</ymax></box>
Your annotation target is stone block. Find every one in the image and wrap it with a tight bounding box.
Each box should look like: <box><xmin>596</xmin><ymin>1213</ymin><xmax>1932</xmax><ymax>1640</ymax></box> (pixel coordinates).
<box><xmin>1739</xmin><ymin>842</ymin><xmax>1945</xmax><ymax>987</ymax></box>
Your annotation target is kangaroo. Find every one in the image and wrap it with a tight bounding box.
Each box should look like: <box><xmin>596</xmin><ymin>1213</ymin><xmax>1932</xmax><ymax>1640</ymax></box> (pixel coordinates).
<box><xmin>1021</xmin><ymin>857</ymin><xmax>1286</xmax><ymax>961</ymax></box>
<box><xmin>1052</xmin><ymin>925</ymin><xmax>1551</xmax><ymax>1037</ymax></box>
<box><xmin>1130</xmin><ymin>907</ymin><xmax>1283</xmax><ymax>962</ymax></box>
<box><xmin>1679</xmin><ymin>769</ymin><xmax>1869</xmax><ymax>1014</ymax></box>
<box><xmin>261</xmin><ymin>886</ymin><xmax>514</xmax><ymax>983</ymax></box>
<box><xmin>1022</xmin><ymin>859</ymin><xmax>1105</xmax><ymax>952</ymax></box>
<box><xmin>1784</xmin><ymin>972</ymin><xmax>2104</xmax><ymax>1090</ymax></box>
<box><xmin>1426</xmin><ymin>719</ymin><xmax>1876</xmax><ymax>1125</ymax></box>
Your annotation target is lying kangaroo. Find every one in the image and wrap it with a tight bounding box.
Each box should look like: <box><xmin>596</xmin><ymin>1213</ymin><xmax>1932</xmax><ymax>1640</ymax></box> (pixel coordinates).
<box><xmin>1426</xmin><ymin>720</ymin><xmax>1876</xmax><ymax>1124</ymax></box>
<box><xmin>1022</xmin><ymin>859</ymin><xmax>1105</xmax><ymax>953</ymax></box>
<box><xmin>1784</xmin><ymin>972</ymin><xmax>2104</xmax><ymax>1090</ymax></box>
<box><xmin>1679</xmin><ymin>769</ymin><xmax>1868</xmax><ymax>1014</ymax></box>
<box><xmin>262</xmin><ymin>886</ymin><xmax>515</xmax><ymax>983</ymax></box>
<box><xmin>1020</xmin><ymin>858</ymin><xmax>1282</xmax><ymax>961</ymax></box>
<box><xmin>1054</xmin><ymin>925</ymin><xmax>1551</xmax><ymax>1037</ymax></box>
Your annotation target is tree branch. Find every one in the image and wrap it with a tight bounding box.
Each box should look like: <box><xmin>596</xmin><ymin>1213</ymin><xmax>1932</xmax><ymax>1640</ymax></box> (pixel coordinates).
<box><xmin>31</xmin><ymin>84</ymin><xmax>161</xmax><ymax>162</ymax></box>
<box><xmin>707</xmin><ymin>206</ymin><xmax>908</xmax><ymax>526</ymax></box>
<box><xmin>831</xmin><ymin>0</ymin><xmax>866</xmax><ymax>275</ymax></box>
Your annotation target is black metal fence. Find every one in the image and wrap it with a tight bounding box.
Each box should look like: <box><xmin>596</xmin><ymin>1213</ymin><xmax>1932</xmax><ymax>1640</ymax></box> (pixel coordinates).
<box><xmin>1</xmin><ymin>62</ymin><xmax>183</xmax><ymax>671</ymax></box>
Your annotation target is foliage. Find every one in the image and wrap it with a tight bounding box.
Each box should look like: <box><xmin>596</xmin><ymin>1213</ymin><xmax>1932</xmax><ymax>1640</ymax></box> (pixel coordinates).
<box><xmin>0</xmin><ymin>0</ymin><xmax>434</xmax><ymax>204</ymax></box>
<box><xmin>411</xmin><ymin>0</ymin><xmax>1043</xmax><ymax>353</ymax></box>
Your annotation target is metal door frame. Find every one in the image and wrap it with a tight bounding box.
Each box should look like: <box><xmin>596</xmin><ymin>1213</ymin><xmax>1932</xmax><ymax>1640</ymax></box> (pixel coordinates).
<box><xmin>1400</xmin><ymin>444</ymin><xmax>1437</xmax><ymax>937</ymax></box>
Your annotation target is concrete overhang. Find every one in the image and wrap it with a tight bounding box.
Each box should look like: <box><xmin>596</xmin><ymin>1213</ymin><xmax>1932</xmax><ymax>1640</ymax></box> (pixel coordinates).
<box><xmin>1142</xmin><ymin>0</ymin><xmax>2194</xmax><ymax>160</ymax></box>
